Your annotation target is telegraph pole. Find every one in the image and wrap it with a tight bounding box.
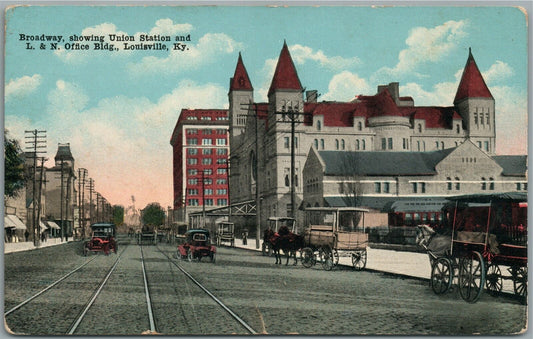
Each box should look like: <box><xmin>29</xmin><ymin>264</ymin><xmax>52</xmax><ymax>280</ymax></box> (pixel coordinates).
<box><xmin>25</xmin><ymin>129</ymin><xmax>46</xmax><ymax>246</ymax></box>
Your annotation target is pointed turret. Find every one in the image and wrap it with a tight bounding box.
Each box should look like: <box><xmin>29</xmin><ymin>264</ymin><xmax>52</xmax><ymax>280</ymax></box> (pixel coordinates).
<box><xmin>454</xmin><ymin>48</ymin><xmax>493</xmax><ymax>104</ymax></box>
<box><xmin>268</xmin><ymin>41</ymin><xmax>303</xmax><ymax>95</ymax></box>
<box><xmin>229</xmin><ymin>52</ymin><xmax>253</xmax><ymax>91</ymax></box>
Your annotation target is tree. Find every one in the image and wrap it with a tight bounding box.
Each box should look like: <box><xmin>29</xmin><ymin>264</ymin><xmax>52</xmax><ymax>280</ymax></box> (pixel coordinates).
<box><xmin>141</xmin><ymin>202</ymin><xmax>165</xmax><ymax>226</ymax></box>
<box><xmin>112</xmin><ymin>205</ymin><xmax>124</xmax><ymax>226</ymax></box>
<box><xmin>4</xmin><ymin>130</ymin><xmax>26</xmax><ymax>198</ymax></box>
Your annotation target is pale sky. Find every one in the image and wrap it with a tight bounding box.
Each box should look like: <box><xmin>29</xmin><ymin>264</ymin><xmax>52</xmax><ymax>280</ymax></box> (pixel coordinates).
<box><xmin>3</xmin><ymin>4</ymin><xmax>529</xmax><ymax>209</ymax></box>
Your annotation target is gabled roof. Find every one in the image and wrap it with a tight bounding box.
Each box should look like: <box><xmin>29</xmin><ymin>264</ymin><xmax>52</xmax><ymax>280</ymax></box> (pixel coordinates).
<box><xmin>318</xmin><ymin>149</ymin><xmax>455</xmax><ymax>176</ymax></box>
<box><xmin>454</xmin><ymin>48</ymin><xmax>493</xmax><ymax>104</ymax></box>
<box><xmin>268</xmin><ymin>41</ymin><xmax>303</xmax><ymax>95</ymax></box>
<box><xmin>492</xmin><ymin>155</ymin><xmax>527</xmax><ymax>176</ymax></box>
<box><xmin>229</xmin><ymin>52</ymin><xmax>253</xmax><ymax>91</ymax></box>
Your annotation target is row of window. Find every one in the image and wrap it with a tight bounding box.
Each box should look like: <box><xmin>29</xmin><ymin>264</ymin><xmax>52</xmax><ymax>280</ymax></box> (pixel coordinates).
<box><xmin>186</xmin><ymin>128</ymin><xmax>227</xmax><ymax>135</ymax></box>
<box><xmin>187</xmin><ymin>148</ymin><xmax>228</xmax><ymax>155</ymax></box>
<box><xmin>186</xmin><ymin>158</ymin><xmax>227</xmax><ymax>165</ymax></box>
<box><xmin>186</xmin><ymin>116</ymin><xmax>228</xmax><ymax>121</ymax></box>
<box><xmin>187</xmin><ymin>198</ymin><xmax>228</xmax><ymax>206</ymax></box>
<box><xmin>474</xmin><ymin>112</ymin><xmax>490</xmax><ymax>126</ymax></box>
<box><xmin>187</xmin><ymin>189</ymin><xmax>228</xmax><ymax>195</ymax></box>
<box><xmin>186</xmin><ymin>138</ymin><xmax>227</xmax><ymax>145</ymax></box>
<box><xmin>368</xmin><ymin>179</ymin><xmax>523</xmax><ymax>194</ymax></box>
<box><xmin>187</xmin><ymin>178</ymin><xmax>227</xmax><ymax>185</ymax></box>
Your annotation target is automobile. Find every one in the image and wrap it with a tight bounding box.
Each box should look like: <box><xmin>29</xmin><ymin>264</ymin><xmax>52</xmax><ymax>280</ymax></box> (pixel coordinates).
<box><xmin>177</xmin><ymin>229</ymin><xmax>216</xmax><ymax>262</ymax></box>
<box><xmin>84</xmin><ymin>223</ymin><xmax>117</xmax><ymax>256</ymax></box>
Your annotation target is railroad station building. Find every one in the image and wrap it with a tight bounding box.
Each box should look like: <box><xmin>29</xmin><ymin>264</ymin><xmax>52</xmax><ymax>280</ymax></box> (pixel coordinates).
<box><xmin>226</xmin><ymin>43</ymin><xmax>526</xmax><ymax>230</ymax></box>
<box><xmin>170</xmin><ymin>42</ymin><xmax>526</xmax><ymax>232</ymax></box>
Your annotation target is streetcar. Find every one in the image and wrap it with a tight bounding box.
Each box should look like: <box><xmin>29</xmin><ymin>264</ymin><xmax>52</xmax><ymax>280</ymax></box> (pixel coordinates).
<box><xmin>84</xmin><ymin>223</ymin><xmax>117</xmax><ymax>256</ymax></box>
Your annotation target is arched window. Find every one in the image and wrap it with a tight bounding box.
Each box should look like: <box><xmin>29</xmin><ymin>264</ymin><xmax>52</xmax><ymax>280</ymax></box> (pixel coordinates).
<box><xmin>362</xmin><ymin>139</ymin><xmax>366</xmax><ymax>150</ymax></box>
<box><xmin>481</xmin><ymin>177</ymin><xmax>486</xmax><ymax>190</ymax></box>
<box><xmin>317</xmin><ymin>120</ymin><xmax>322</xmax><ymax>131</ymax></box>
<box><xmin>356</xmin><ymin>140</ymin><xmax>360</xmax><ymax>150</ymax></box>
<box><xmin>441</xmin><ymin>141</ymin><xmax>444</xmax><ymax>149</ymax></box>
<box><xmin>489</xmin><ymin>177</ymin><xmax>494</xmax><ymax>190</ymax></box>
<box><xmin>314</xmin><ymin>139</ymin><xmax>318</xmax><ymax>149</ymax></box>
<box><xmin>418</xmin><ymin>124</ymin><xmax>422</xmax><ymax>133</ymax></box>
<box><xmin>447</xmin><ymin>177</ymin><xmax>452</xmax><ymax>191</ymax></box>
<box><xmin>456</xmin><ymin>124</ymin><xmax>460</xmax><ymax>133</ymax></box>
<box><xmin>455</xmin><ymin>177</ymin><xmax>460</xmax><ymax>190</ymax></box>
<box><xmin>335</xmin><ymin>139</ymin><xmax>339</xmax><ymax>150</ymax></box>
<box><xmin>357</xmin><ymin>121</ymin><xmax>362</xmax><ymax>131</ymax></box>
<box><xmin>341</xmin><ymin>139</ymin><xmax>345</xmax><ymax>150</ymax></box>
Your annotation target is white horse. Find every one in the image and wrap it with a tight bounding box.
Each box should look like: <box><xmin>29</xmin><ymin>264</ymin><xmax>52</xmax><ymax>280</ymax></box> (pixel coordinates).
<box><xmin>415</xmin><ymin>224</ymin><xmax>452</xmax><ymax>264</ymax></box>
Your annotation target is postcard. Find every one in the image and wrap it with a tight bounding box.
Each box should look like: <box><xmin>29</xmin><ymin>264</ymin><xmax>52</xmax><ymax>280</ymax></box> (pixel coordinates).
<box><xmin>3</xmin><ymin>3</ymin><xmax>529</xmax><ymax>336</ymax></box>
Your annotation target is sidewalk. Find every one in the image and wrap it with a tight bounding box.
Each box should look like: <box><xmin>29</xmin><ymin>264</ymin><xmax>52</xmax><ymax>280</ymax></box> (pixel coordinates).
<box><xmin>234</xmin><ymin>238</ymin><xmax>431</xmax><ymax>280</ymax></box>
<box><xmin>3</xmin><ymin>238</ymin><xmax>69</xmax><ymax>254</ymax></box>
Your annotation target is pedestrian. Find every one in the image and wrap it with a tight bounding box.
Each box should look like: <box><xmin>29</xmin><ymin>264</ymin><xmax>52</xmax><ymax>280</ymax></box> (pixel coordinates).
<box><xmin>25</xmin><ymin>230</ymin><xmax>29</xmax><ymax>242</ymax></box>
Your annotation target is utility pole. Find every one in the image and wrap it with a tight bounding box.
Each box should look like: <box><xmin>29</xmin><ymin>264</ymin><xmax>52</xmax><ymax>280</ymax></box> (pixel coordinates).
<box><xmin>24</xmin><ymin>129</ymin><xmax>46</xmax><ymax>246</ymax></box>
<box><xmin>88</xmin><ymin>178</ymin><xmax>94</xmax><ymax>225</ymax></box>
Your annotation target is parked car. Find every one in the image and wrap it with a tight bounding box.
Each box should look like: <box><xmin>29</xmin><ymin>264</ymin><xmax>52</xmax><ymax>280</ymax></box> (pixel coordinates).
<box><xmin>177</xmin><ymin>229</ymin><xmax>216</xmax><ymax>262</ymax></box>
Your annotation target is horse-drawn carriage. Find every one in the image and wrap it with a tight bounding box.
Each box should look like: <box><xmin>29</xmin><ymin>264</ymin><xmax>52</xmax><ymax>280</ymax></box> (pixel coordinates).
<box><xmin>84</xmin><ymin>223</ymin><xmax>117</xmax><ymax>256</ymax></box>
<box><xmin>262</xmin><ymin>217</ymin><xmax>296</xmax><ymax>256</ymax></box>
<box><xmin>300</xmin><ymin>207</ymin><xmax>369</xmax><ymax>271</ymax></box>
<box><xmin>216</xmin><ymin>222</ymin><xmax>235</xmax><ymax>247</ymax></box>
<box><xmin>417</xmin><ymin>192</ymin><xmax>527</xmax><ymax>303</ymax></box>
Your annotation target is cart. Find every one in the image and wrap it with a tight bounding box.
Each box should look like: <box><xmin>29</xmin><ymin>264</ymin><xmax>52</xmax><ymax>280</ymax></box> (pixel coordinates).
<box><xmin>300</xmin><ymin>207</ymin><xmax>369</xmax><ymax>271</ymax></box>
<box><xmin>216</xmin><ymin>222</ymin><xmax>235</xmax><ymax>247</ymax></box>
<box><xmin>428</xmin><ymin>192</ymin><xmax>527</xmax><ymax>303</ymax></box>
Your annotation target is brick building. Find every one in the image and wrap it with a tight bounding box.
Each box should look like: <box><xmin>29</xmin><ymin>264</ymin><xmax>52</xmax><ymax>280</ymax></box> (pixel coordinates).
<box><xmin>170</xmin><ymin>109</ymin><xmax>230</xmax><ymax>223</ymax></box>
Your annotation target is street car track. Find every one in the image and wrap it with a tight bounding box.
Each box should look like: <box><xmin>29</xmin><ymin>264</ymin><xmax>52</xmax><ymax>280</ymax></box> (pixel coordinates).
<box><xmin>4</xmin><ymin>256</ymin><xmax>99</xmax><ymax>317</ymax></box>
<box><xmin>155</xmin><ymin>245</ymin><xmax>258</xmax><ymax>335</ymax></box>
<box><xmin>140</xmin><ymin>245</ymin><xmax>157</xmax><ymax>333</ymax></box>
<box><xmin>4</xmin><ymin>245</ymin><xmax>128</xmax><ymax>335</ymax></box>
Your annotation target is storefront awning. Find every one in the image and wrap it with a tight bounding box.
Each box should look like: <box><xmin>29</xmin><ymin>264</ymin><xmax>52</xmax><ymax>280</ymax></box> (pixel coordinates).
<box><xmin>4</xmin><ymin>215</ymin><xmax>27</xmax><ymax>230</ymax></box>
<box><xmin>47</xmin><ymin>221</ymin><xmax>61</xmax><ymax>230</ymax></box>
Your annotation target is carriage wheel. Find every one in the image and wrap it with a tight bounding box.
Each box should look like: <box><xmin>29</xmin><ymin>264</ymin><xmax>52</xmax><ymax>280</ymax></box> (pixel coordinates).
<box><xmin>301</xmin><ymin>247</ymin><xmax>315</xmax><ymax>268</ymax></box>
<box><xmin>319</xmin><ymin>247</ymin><xmax>334</xmax><ymax>271</ymax></box>
<box><xmin>485</xmin><ymin>263</ymin><xmax>502</xmax><ymax>296</ymax></box>
<box><xmin>512</xmin><ymin>266</ymin><xmax>527</xmax><ymax>300</ymax></box>
<box><xmin>431</xmin><ymin>257</ymin><xmax>453</xmax><ymax>294</ymax></box>
<box><xmin>352</xmin><ymin>250</ymin><xmax>367</xmax><ymax>271</ymax></box>
<box><xmin>332</xmin><ymin>250</ymin><xmax>339</xmax><ymax>267</ymax></box>
<box><xmin>187</xmin><ymin>249</ymin><xmax>194</xmax><ymax>262</ymax></box>
<box><xmin>458</xmin><ymin>251</ymin><xmax>485</xmax><ymax>303</ymax></box>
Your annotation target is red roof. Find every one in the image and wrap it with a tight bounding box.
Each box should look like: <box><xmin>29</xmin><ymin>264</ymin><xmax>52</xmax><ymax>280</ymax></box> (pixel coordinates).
<box><xmin>303</xmin><ymin>89</ymin><xmax>461</xmax><ymax>129</ymax></box>
<box><xmin>229</xmin><ymin>52</ymin><xmax>253</xmax><ymax>91</ymax></box>
<box><xmin>268</xmin><ymin>41</ymin><xmax>303</xmax><ymax>95</ymax></box>
<box><xmin>454</xmin><ymin>49</ymin><xmax>493</xmax><ymax>104</ymax></box>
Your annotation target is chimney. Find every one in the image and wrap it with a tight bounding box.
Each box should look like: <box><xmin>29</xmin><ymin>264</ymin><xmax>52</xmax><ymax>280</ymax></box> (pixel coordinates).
<box><xmin>306</xmin><ymin>90</ymin><xmax>318</xmax><ymax>103</ymax></box>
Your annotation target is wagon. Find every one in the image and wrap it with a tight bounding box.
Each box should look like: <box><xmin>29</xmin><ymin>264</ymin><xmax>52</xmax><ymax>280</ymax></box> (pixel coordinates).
<box><xmin>177</xmin><ymin>229</ymin><xmax>217</xmax><ymax>262</ymax></box>
<box><xmin>84</xmin><ymin>223</ymin><xmax>117</xmax><ymax>256</ymax></box>
<box><xmin>300</xmin><ymin>207</ymin><xmax>369</xmax><ymax>271</ymax></box>
<box><xmin>137</xmin><ymin>224</ymin><xmax>157</xmax><ymax>245</ymax></box>
<box><xmin>216</xmin><ymin>222</ymin><xmax>235</xmax><ymax>247</ymax></box>
<box><xmin>425</xmin><ymin>192</ymin><xmax>527</xmax><ymax>303</ymax></box>
<box><xmin>262</xmin><ymin>217</ymin><xmax>296</xmax><ymax>256</ymax></box>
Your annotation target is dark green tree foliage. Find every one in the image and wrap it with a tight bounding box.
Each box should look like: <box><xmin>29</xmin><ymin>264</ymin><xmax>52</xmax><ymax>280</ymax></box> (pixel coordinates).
<box><xmin>4</xmin><ymin>130</ymin><xmax>25</xmax><ymax>198</ymax></box>
<box><xmin>112</xmin><ymin>205</ymin><xmax>124</xmax><ymax>226</ymax></box>
<box><xmin>142</xmin><ymin>202</ymin><xmax>165</xmax><ymax>226</ymax></box>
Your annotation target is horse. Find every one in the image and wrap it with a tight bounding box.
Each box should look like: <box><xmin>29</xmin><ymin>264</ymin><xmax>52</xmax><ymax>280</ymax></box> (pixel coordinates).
<box><xmin>415</xmin><ymin>224</ymin><xmax>452</xmax><ymax>265</ymax></box>
<box><xmin>263</xmin><ymin>227</ymin><xmax>305</xmax><ymax>265</ymax></box>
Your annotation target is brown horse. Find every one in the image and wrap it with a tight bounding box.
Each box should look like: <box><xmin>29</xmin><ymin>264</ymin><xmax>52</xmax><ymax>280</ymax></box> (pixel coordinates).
<box><xmin>264</xmin><ymin>227</ymin><xmax>305</xmax><ymax>265</ymax></box>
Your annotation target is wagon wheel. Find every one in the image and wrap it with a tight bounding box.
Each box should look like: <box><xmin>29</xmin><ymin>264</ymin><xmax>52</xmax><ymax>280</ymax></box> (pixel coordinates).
<box><xmin>458</xmin><ymin>251</ymin><xmax>485</xmax><ymax>303</ymax></box>
<box><xmin>187</xmin><ymin>249</ymin><xmax>194</xmax><ymax>262</ymax></box>
<box><xmin>485</xmin><ymin>263</ymin><xmax>502</xmax><ymax>297</ymax></box>
<box><xmin>352</xmin><ymin>250</ymin><xmax>367</xmax><ymax>271</ymax></box>
<box><xmin>300</xmin><ymin>247</ymin><xmax>315</xmax><ymax>268</ymax></box>
<box><xmin>319</xmin><ymin>246</ymin><xmax>334</xmax><ymax>271</ymax></box>
<box><xmin>332</xmin><ymin>249</ymin><xmax>339</xmax><ymax>267</ymax></box>
<box><xmin>431</xmin><ymin>257</ymin><xmax>453</xmax><ymax>294</ymax></box>
<box><xmin>511</xmin><ymin>266</ymin><xmax>527</xmax><ymax>301</ymax></box>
